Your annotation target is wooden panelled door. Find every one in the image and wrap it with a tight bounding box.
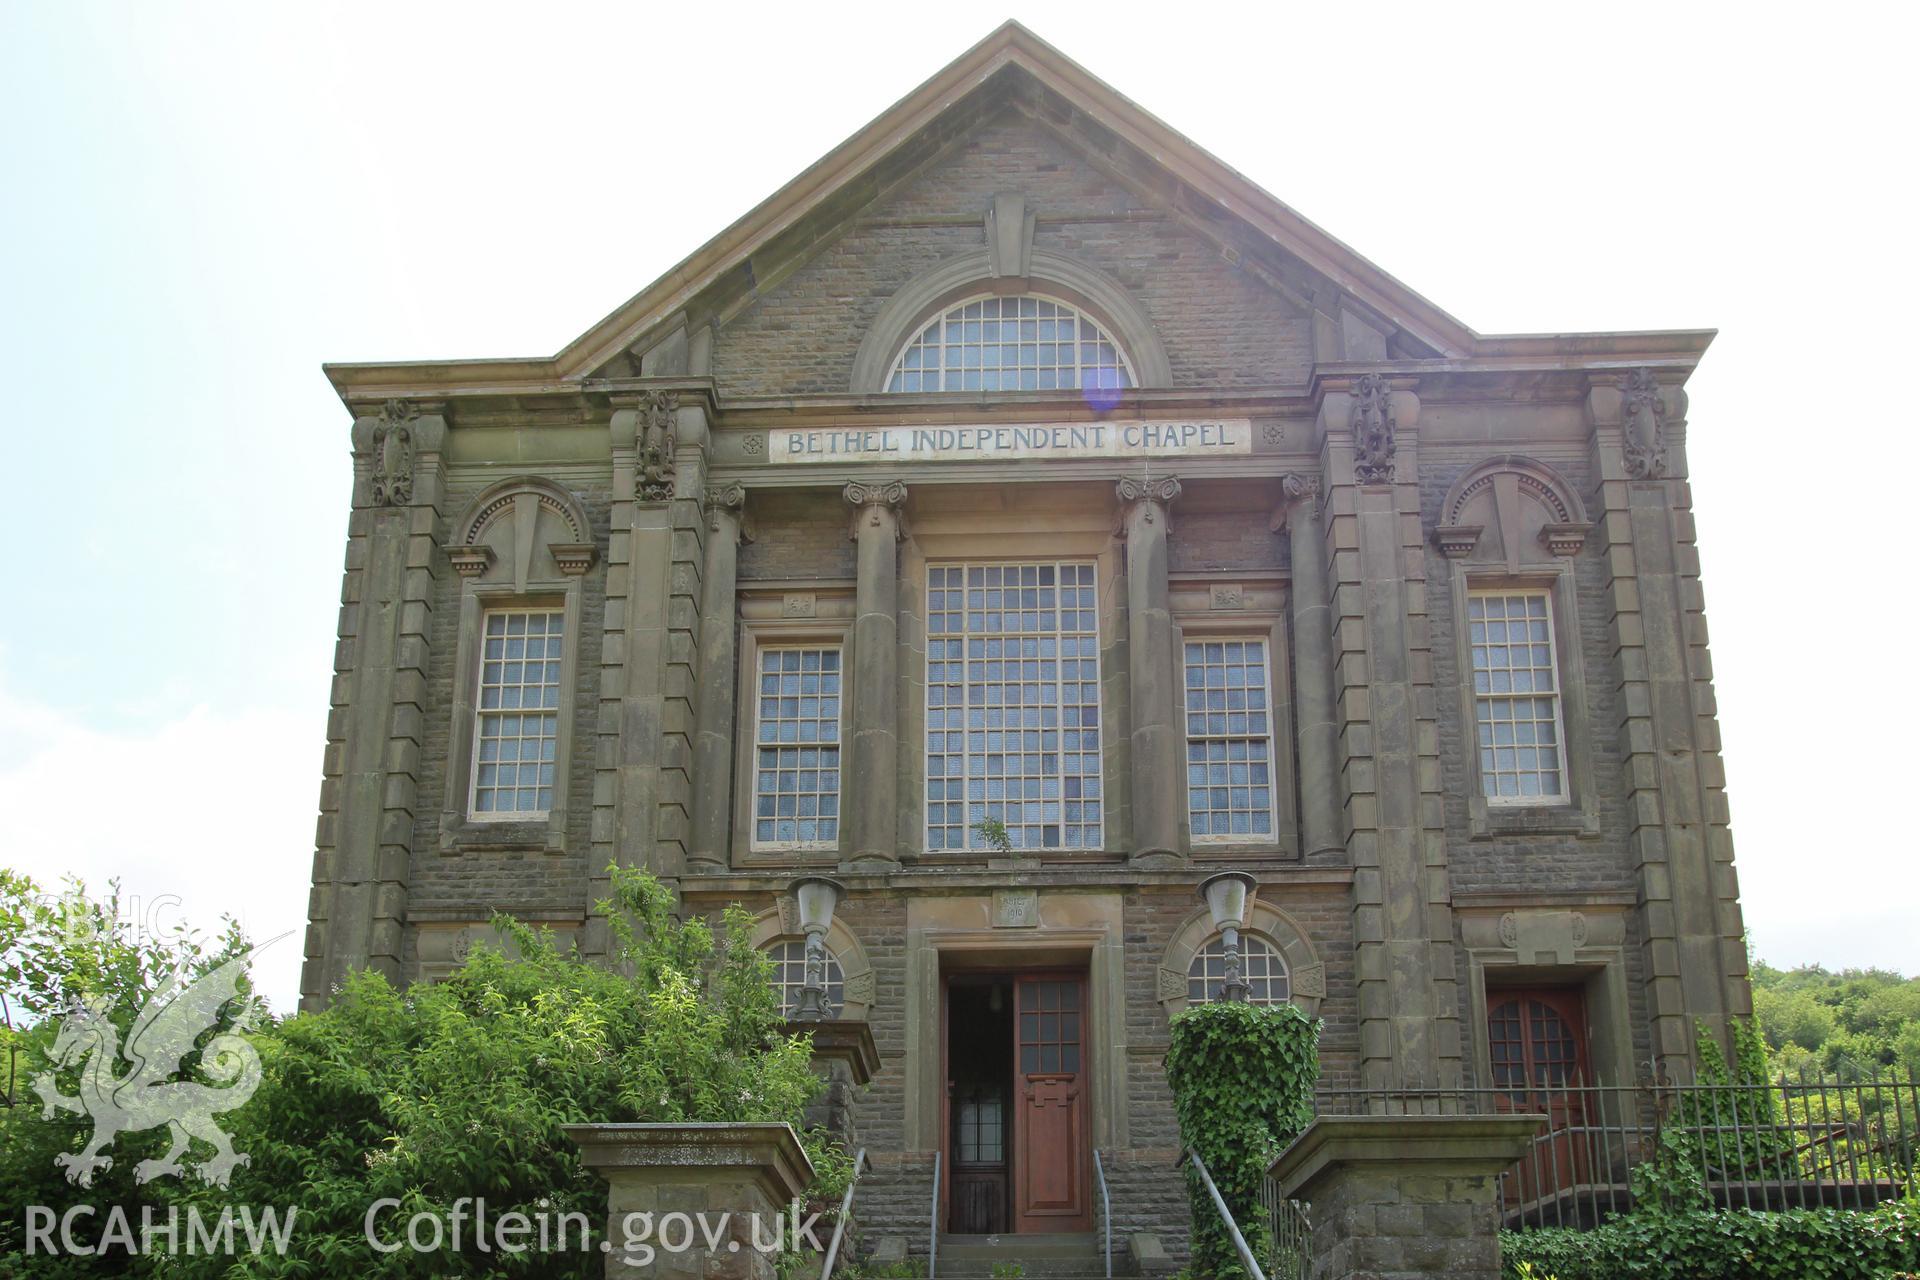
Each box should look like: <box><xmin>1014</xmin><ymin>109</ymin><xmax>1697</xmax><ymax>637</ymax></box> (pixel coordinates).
<box><xmin>1488</xmin><ymin>987</ymin><xmax>1592</xmax><ymax>1208</ymax></box>
<box><xmin>1013</xmin><ymin>975</ymin><xmax>1091</xmax><ymax>1232</ymax></box>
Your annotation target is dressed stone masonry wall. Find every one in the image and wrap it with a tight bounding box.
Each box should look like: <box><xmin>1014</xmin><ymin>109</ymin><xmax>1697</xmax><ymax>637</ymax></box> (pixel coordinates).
<box><xmin>1269</xmin><ymin>1115</ymin><xmax>1544</xmax><ymax>1280</ymax></box>
<box><xmin>305</xmin><ymin>20</ymin><xmax>1751</xmax><ymax>1269</ymax></box>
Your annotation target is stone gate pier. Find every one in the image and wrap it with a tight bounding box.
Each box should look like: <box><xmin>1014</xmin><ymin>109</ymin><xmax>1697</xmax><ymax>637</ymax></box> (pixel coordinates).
<box><xmin>1267</xmin><ymin>1114</ymin><xmax>1543</xmax><ymax>1280</ymax></box>
<box><xmin>565</xmin><ymin>1122</ymin><xmax>813</xmax><ymax>1279</ymax></box>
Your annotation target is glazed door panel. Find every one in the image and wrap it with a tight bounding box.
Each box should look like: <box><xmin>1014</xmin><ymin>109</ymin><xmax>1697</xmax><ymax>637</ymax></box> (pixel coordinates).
<box><xmin>1013</xmin><ymin>975</ymin><xmax>1090</xmax><ymax>1232</ymax></box>
<box><xmin>1489</xmin><ymin>987</ymin><xmax>1593</xmax><ymax>1209</ymax></box>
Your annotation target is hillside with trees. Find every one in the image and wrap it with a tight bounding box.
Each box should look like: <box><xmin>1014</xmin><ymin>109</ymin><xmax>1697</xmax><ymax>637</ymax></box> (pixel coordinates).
<box><xmin>1752</xmin><ymin>958</ymin><xmax>1920</xmax><ymax>1080</ymax></box>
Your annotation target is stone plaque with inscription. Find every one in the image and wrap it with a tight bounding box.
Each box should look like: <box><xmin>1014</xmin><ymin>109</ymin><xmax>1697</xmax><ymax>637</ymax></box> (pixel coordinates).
<box><xmin>992</xmin><ymin>889</ymin><xmax>1039</xmax><ymax>928</ymax></box>
<box><xmin>769</xmin><ymin>420</ymin><xmax>1253</xmax><ymax>465</ymax></box>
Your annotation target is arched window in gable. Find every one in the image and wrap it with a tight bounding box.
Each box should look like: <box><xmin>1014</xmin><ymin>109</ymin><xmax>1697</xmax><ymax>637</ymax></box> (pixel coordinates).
<box><xmin>885</xmin><ymin>295</ymin><xmax>1134</xmax><ymax>393</ymax></box>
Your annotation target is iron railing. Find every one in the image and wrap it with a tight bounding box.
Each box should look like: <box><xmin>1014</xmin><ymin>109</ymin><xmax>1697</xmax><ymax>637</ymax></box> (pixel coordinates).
<box><xmin>1093</xmin><ymin>1147</ymin><xmax>1112</xmax><ymax>1280</ymax></box>
<box><xmin>1187</xmin><ymin>1149</ymin><xmax>1269</xmax><ymax>1280</ymax></box>
<box><xmin>927</xmin><ymin>1150</ymin><xmax>941</xmax><ymax>1279</ymax></box>
<box><xmin>1257</xmin><ymin>1179</ymin><xmax>1312</xmax><ymax>1280</ymax></box>
<box><xmin>820</xmin><ymin>1147</ymin><xmax>866</xmax><ymax>1280</ymax></box>
<box><xmin>1303</xmin><ymin>1071</ymin><xmax>1920</xmax><ymax>1230</ymax></box>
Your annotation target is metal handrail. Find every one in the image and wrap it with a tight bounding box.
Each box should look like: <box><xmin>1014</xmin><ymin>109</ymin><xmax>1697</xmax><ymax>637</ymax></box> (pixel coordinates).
<box><xmin>1093</xmin><ymin>1148</ymin><xmax>1112</xmax><ymax>1280</ymax></box>
<box><xmin>928</xmin><ymin>1150</ymin><xmax>942</xmax><ymax>1279</ymax></box>
<box><xmin>1188</xmin><ymin>1149</ymin><xmax>1268</xmax><ymax>1280</ymax></box>
<box><xmin>820</xmin><ymin>1148</ymin><xmax>866</xmax><ymax>1280</ymax></box>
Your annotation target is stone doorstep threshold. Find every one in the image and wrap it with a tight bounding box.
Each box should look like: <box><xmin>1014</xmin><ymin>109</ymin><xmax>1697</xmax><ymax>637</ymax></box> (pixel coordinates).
<box><xmin>939</xmin><ymin>1231</ymin><xmax>1101</xmax><ymax>1257</ymax></box>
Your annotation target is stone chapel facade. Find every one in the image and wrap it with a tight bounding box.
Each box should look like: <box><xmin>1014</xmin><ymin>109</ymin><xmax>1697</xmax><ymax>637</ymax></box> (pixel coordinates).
<box><xmin>303</xmin><ymin>21</ymin><xmax>1751</xmax><ymax>1255</ymax></box>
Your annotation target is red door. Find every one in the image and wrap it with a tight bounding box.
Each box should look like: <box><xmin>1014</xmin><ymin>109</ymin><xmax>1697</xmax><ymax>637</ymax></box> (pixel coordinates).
<box><xmin>1488</xmin><ymin>988</ymin><xmax>1592</xmax><ymax>1209</ymax></box>
<box><xmin>1013</xmin><ymin>975</ymin><xmax>1091</xmax><ymax>1232</ymax></box>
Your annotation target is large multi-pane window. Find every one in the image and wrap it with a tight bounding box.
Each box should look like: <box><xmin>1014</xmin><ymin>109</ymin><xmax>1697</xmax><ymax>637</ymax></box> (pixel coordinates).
<box><xmin>1182</xmin><ymin>638</ymin><xmax>1275</xmax><ymax>840</ymax></box>
<box><xmin>1468</xmin><ymin>591</ymin><xmax>1567</xmax><ymax>803</ymax></box>
<box><xmin>752</xmin><ymin>647</ymin><xmax>842</xmax><ymax>849</ymax></box>
<box><xmin>762</xmin><ymin>940</ymin><xmax>845</xmax><ymax>1018</ymax></box>
<box><xmin>885</xmin><ymin>295</ymin><xmax>1133</xmax><ymax>393</ymax></box>
<box><xmin>925</xmin><ymin>562</ymin><xmax>1102</xmax><ymax>851</ymax></box>
<box><xmin>471</xmin><ymin>609</ymin><xmax>565</xmax><ymax>818</ymax></box>
<box><xmin>1187</xmin><ymin>934</ymin><xmax>1290</xmax><ymax>1006</ymax></box>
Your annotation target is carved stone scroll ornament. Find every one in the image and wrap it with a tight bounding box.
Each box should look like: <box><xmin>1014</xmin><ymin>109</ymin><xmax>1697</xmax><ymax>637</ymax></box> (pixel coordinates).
<box><xmin>842</xmin><ymin>970</ymin><xmax>875</xmax><ymax>1007</ymax></box>
<box><xmin>842</xmin><ymin>480</ymin><xmax>908</xmax><ymax>538</ymax></box>
<box><xmin>369</xmin><ymin>399</ymin><xmax>417</xmax><ymax>507</ymax></box>
<box><xmin>1116</xmin><ymin>474</ymin><xmax>1182</xmax><ymax>506</ymax></box>
<box><xmin>1158</xmin><ymin>966</ymin><xmax>1190</xmax><ymax>1002</ymax></box>
<box><xmin>1350</xmin><ymin>374</ymin><xmax>1397</xmax><ymax>484</ymax></box>
<box><xmin>636</xmin><ymin>390</ymin><xmax>680</xmax><ymax>502</ymax></box>
<box><xmin>1620</xmin><ymin>368</ymin><xmax>1668</xmax><ymax>479</ymax></box>
<box><xmin>1269</xmin><ymin>471</ymin><xmax>1319</xmax><ymax>533</ymax></box>
<box><xmin>1115</xmin><ymin>474</ymin><xmax>1182</xmax><ymax>524</ymax></box>
<box><xmin>704</xmin><ymin>483</ymin><xmax>752</xmax><ymax>541</ymax></box>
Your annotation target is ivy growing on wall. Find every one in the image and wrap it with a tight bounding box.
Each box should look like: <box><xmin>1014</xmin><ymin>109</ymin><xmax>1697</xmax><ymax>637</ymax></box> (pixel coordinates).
<box><xmin>1502</xmin><ymin>1199</ymin><xmax>1920</xmax><ymax>1280</ymax></box>
<box><xmin>1164</xmin><ymin>1000</ymin><xmax>1320</xmax><ymax>1278</ymax></box>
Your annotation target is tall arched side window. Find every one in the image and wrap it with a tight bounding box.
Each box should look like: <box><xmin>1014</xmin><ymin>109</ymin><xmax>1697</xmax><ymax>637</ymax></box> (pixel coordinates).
<box><xmin>885</xmin><ymin>295</ymin><xmax>1135</xmax><ymax>393</ymax></box>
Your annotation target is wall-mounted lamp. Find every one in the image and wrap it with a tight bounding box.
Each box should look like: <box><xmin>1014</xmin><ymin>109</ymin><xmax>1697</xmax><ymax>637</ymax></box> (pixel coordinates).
<box><xmin>790</xmin><ymin>876</ymin><xmax>845</xmax><ymax>1022</ymax></box>
<box><xmin>1197</xmin><ymin>870</ymin><xmax>1257</xmax><ymax>1003</ymax></box>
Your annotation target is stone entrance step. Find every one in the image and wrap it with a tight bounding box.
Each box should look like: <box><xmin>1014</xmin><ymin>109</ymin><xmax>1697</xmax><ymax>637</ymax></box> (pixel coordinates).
<box><xmin>935</xmin><ymin>1231</ymin><xmax>1115</xmax><ymax>1277</ymax></box>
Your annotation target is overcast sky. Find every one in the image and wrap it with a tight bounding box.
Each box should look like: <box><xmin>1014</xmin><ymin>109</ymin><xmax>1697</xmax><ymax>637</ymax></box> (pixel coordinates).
<box><xmin>2</xmin><ymin>2</ymin><xmax>1913</xmax><ymax>1010</ymax></box>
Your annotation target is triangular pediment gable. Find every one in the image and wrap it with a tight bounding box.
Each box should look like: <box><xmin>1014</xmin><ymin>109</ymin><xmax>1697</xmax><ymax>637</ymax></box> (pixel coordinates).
<box><xmin>560</xmin><ymin>22</ymin><xmax>1471</xmax><ymax>382</ymax></box>
<box><xmin>324</xmin><ymin>21</ymin><xmax>1711</xmax><ymax>401</ymax></box>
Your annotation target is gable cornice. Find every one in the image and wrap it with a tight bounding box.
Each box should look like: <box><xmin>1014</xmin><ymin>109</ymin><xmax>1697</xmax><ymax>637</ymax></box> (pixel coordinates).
<box><xmin>554</xmin><ymin>20</ymin><xmax>1479</xmax><ymax>369</ymax></box>
<box><xmin>323</xmin><ymin>21</ymin><xmax>1712</xmax><ymax>403</ymax></box>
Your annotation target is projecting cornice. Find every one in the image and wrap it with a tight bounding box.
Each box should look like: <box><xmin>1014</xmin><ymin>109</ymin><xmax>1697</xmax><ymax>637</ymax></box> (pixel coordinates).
<box><xmin>321</xmin><ymin>21</ymin><xmax>1716</xmax><ymax>410</ymax></box>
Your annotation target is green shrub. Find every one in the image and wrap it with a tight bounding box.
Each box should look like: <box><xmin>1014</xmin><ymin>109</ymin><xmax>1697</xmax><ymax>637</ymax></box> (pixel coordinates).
<box><xmin>1646</xmin><ymin>1018</ymin><xmax>1799</xmax><ymax>1196</ymax></box>
<box><xmin>1164</xmin><ymin>999</ymin><xmax>1319</xmax><ymax>1280</ymax></box>
<box><xmin>1502</xmin><ymin>1199</ymin><xmax>1920</xmax><ymax>1280</ymax></box>
<box><xmin>1</xmin><ymin>866</ymin><xmax>837</xmax><ymax>1277</ymax></box>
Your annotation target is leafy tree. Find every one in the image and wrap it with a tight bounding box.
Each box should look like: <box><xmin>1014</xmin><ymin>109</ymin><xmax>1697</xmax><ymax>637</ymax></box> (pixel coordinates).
<box><xmin>0</xmin><ymin>871</ymin><xmax>255</xmax><ymax>1277</ymax></box>
<box><xmin>1751</xmin><ymin>959</ymin><xmax>1920</xmax><ymax>1079</ymax></box>
<box><xmin>0</xmin><ymin>866</ymin><xmax>839</xmax><ymax>1277</ymax></box>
